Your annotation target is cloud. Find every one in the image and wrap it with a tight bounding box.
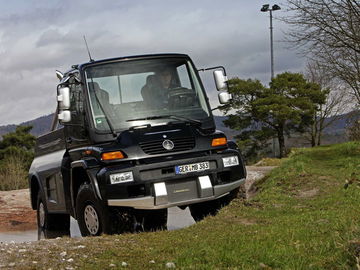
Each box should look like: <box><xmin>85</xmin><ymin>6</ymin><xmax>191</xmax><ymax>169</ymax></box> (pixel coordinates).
<box><xmin>0</xmin><ymin>0</ymin><xmax>304</xmax><ymax>125</ymax></box>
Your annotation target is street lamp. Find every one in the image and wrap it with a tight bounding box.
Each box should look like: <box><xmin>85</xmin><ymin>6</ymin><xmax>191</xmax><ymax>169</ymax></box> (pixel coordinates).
<box><xmin>261</xmin><ymin>4</ymin><xmax>281</xmax><ymax>80</ymax></box>
<box><xmin>261</xmin><ymin>4</ymin><xmax>281</xmax><ymax>157</ymax></box>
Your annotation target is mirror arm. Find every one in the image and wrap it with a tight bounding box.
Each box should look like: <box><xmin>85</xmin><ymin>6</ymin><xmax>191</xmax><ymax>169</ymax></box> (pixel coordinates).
<box><xmin>198</xmin><ymin>66</ymin><xmax>227</xmax><ymax>76</ymax></box>
<box><xmin>50</xmin><ymin>105</ymin><xmax>59</xmax><ymax>131</ymax></box>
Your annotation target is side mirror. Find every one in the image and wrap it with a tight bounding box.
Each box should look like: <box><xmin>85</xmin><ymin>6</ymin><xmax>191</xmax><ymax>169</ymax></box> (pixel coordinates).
<box><xmin>218</xmin><ymin>92</ymin><xmax>232</xmax><ymax>104</ymax></box>
<box><xmin>213</xmin><ymin>70</ymin><xmax>228</xmax><ymax>91</ymax></box>
<box><xmin>57</xmin><ymin>87</ymin><xmax>71</xmax><ymax>123</ymax></box>
<box><xmin>57</xmin><ymin>87</ymin><xmax>70</xmax><ymax>110</ymax></box>
<box><xmin>58</xmin><ymin>110</ymin><xmax>71</xmax><ymax>123</ymax></box>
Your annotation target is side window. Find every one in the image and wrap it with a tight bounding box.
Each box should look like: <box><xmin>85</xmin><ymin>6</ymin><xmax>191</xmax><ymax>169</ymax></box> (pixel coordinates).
<box><xmin>69</xmin><ymin>78</ymin><xmax>84</xmax><ymax>123</ymax></box>
<box><xmin>177</xmin><ymin>64</ymin><xmax>192</xmax><ymax>89</ymax></box>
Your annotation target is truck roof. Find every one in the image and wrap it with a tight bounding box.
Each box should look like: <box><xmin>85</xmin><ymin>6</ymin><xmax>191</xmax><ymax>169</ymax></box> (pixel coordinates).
<box><xmin>78</xmin><ymin>53</ymin><xmax>190</xmax><ymax>69</ymax></box>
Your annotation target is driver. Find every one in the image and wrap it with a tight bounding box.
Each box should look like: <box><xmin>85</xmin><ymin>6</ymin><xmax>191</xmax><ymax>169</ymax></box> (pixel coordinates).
<box><xmin>141</xmin><ymin>67</ymin><xmax>178</xmax><ymax>107</ymax></box>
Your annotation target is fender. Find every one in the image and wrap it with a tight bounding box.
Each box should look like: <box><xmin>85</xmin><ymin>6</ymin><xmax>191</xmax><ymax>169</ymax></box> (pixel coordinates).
<box><xmin>28</xmin><ymin>172</ymin><xmax>45</xmax><ymax>210</ymax></box>
<box><xmin>70</xmin><ymin>160</ymin><xmax>102</xmax><ymax>218</ymax></box>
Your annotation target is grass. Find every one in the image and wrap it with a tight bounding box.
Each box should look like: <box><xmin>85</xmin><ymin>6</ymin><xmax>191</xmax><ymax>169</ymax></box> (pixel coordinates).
<box><xmin>1</xmin><ymin>142</ymin><xmax>360</xmax><ymax>269</ymax></box>
<box><xmin>254</xmin><ymin>157</ymin><xmax>283</xmax><ymax>166</ymax></box>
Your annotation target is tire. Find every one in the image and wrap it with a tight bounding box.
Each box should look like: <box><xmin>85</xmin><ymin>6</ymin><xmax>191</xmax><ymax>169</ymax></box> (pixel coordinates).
<box><xmin>143</xmin><ymin>209</ymin><xmax>168</xmax><ymax>232</ymax></box>
<box><xmin>189</xmin><ymin>199</ymin><xmax>220</xmax><ymax>222</ymax></box>
<box><xmin>76</xmin><ymin>183</ymin><xmax>112</xmax><ymax>236</ymax></box>
<box><xmin>36</xmin><ymin>192</ymin><xmax>70</xmax><ymax>232</ymax></box>
<box><xmin>189</xmin><ymin>187</ymin><xmax>240</xmax><ymax>222</ymax></box>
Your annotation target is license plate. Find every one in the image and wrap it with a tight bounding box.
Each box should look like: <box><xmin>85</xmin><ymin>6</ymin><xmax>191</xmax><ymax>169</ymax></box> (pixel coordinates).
<box><xmin>175</xmin><ymin>161</ymin><xmax>210</xmax><ymax>174</ymax></box>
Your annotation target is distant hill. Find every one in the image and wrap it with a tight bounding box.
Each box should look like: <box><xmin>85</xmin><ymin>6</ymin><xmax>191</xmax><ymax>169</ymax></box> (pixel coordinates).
<box><xmin>0</xmin><ymin>111</ymin><xmax>357</xmax><ymax>144</ymax></box>
<box><xmin>0</xmin><ymin>114</ymin><xmax>53</xmax><ymax>138</ymax></box>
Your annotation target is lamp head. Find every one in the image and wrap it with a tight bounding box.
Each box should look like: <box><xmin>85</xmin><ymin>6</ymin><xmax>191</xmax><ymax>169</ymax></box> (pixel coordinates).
<box><xmin>261</xmin><ymin>4</ymin><xmax>270</xmax><ymax>12</ymax></box>
<box><xmin>272</xmin><ymin>4</ymin><xmax>281</xmax><ymax>11</ymax></box>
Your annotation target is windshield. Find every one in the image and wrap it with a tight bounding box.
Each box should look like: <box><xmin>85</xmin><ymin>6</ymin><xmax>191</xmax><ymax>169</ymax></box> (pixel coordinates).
<box><xmin>84</xmin><ymin>57</ymin><xmax>211</xmax><ymax>131</ymax></box>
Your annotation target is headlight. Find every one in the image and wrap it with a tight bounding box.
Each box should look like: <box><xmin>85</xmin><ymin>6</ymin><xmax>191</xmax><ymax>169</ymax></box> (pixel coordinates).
<box><xmin>222</xmin><ymin>156</ymin><xmax>239</xmax><ymax>167</ymax></box>
<box><xmin>110</xmin><ymin>171</ymin><xmax>134</xmax><ymax>184</ymax></box>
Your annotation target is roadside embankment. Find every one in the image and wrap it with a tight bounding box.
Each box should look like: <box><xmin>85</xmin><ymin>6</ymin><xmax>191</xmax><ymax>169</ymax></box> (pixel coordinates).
<box><xmin>2</xmin><ymin>142</ymin><xmax>359</xmax><ymax>270</ymax></box>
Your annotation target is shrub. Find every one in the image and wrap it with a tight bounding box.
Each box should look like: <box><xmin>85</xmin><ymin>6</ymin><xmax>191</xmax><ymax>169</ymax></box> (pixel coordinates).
<box><xmin>347</xmin><ymin>119</ymin><xmax>360</xmax><ymax>141</ymax></box>
<box><xmin>0</xmin><ymin>154</ymin><xmax>28</xmax><ymax>191</ymax></box>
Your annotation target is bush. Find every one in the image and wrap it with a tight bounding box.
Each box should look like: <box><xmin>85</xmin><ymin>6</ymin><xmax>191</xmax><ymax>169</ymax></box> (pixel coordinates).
<box><xmin>348</xmin><ymin>119</ymin><xmax>360</xmax><ymax>141</ymax></box>
<box><xmin>0</xmin><ymin>154</ymin><xmax>28</xmax><ymax>191</ymax></box>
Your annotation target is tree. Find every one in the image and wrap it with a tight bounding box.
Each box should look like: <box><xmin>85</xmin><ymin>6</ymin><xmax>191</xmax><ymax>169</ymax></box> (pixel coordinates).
<box><xmin>222</xmin><ymin>72</ymin><xmax>326</xmax><ymax>158</ymax></box>
<box><xmin>304</xmin><ymin>60</ymin><xmax>348</xmax><ymax>146</ymax></box>
<box><xmin>284</xmin><ymin>0</ymin><xmax>360</xmax><ymax>105</ymax></box>
<box><xmin>0</xmin><ymin>125</ymin><xmax>36</xmax><ymax>170</ymax></box>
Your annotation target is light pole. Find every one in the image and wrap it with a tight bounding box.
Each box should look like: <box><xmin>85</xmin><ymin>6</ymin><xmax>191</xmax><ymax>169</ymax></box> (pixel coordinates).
<box><xmin>261</xmin><ymin>4</ymin><xmax>281</xmax><ymax>80</ymax></box>
<box><xmin>261</xmin><ymin>4</ymin><xmax>281</xmax><ymax>157</ymax></box>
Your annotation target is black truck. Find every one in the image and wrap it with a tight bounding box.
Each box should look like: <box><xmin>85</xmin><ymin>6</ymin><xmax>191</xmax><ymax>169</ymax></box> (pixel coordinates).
<box><xmin>28</xmin><ymin>53</ymin><xmax>246</xmax><ymax>236</ymax></box>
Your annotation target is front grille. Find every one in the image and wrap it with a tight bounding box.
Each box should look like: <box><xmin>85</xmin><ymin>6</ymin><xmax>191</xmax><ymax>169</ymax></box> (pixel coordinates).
<box><xmin>139</xmin><ymin>137</ymin><xmax>195</xmax><ymax>155</ymax></box>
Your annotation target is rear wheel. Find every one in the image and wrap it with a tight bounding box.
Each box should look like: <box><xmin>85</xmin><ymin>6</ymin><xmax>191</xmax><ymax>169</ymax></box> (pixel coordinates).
<box><xmin>36</xmin><ymin>192</ymin><xmax>70</xmax><ymax>233</ymax></box>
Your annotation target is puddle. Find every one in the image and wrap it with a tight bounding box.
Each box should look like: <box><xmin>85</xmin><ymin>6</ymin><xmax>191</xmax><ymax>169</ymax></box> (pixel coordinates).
<box><xmin>0</xmin><ymin>207</ymin><xmax>195</xmax><ymax>243</ymax></box>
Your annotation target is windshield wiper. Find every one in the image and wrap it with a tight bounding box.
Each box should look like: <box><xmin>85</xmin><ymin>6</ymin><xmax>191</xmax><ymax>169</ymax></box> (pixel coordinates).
<box><xmin>126</xmin><ymin>114</ymin><xmax>202</xmax><ymax>126</ymax></box>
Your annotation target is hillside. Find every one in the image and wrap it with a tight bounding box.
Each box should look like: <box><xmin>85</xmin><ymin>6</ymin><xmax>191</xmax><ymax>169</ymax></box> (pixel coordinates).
<box><xmin>0</xmin><ymin>114</ymin><xmax>53</xmax><ymax>138</ymax></box>
<box><xmin>0</xmin><ymin>114</ymin><xmax>236</xmax><ymax>139</ymax></box>
<box><xmin>0</xmin><ymin>142</ymin><xmax>359</xmax><ymax>269</ymax></box>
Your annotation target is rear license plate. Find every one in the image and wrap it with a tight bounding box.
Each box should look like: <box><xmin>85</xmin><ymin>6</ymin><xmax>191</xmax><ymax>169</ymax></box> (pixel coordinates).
<box><xmin>175</xmin><ymin>161</ymin><xmax>210</xmax><ymax>174</ymax></box>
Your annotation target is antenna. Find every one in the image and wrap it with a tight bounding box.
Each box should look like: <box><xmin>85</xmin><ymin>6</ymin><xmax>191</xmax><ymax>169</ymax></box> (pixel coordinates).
<box><xmin>83</xmin><ymin>35</ymin><xmax>94</xmax><ymax>62</ymax></box>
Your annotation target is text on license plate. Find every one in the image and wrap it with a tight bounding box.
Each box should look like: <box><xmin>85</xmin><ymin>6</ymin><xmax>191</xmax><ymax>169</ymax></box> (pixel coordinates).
<box><xmin>175</xmin><ymin>161</ymin><xmax>210</xmax><ymax>174</ymax></box>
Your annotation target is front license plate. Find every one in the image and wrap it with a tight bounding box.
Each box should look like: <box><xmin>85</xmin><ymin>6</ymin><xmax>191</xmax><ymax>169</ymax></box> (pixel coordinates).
<box><xmin>175</xmin><ymin>161</ymin><xmax>210</xmax><ymax>174</ymax></box>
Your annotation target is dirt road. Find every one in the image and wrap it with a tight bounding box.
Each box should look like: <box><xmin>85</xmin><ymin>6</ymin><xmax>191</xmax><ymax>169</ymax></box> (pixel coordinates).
<box><xmin>0</xmin><ymin>166</ymin><xmax>275</xmax><ymax>232</ymax></box>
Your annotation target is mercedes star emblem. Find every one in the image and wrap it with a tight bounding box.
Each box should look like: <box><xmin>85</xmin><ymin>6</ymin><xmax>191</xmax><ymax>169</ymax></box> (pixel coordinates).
<box><xmin>162</xmin><ymin>139</ymin><xmax>174</xmax><ymax>150</ymax></box>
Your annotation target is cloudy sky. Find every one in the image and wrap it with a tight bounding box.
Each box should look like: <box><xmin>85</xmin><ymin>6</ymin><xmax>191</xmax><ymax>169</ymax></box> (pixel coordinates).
<box><xmin>0</xmin><ymin>0</ymin><xmax>304</xmax><ymax>125</ymax></box>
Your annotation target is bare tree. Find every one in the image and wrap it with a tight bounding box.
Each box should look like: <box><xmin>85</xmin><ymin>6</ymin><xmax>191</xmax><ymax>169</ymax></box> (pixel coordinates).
<box><xmin>304</xmin><ymin>60</ymin><xmax>348</xmax><ymax>146</ymax></box>
<box><xmin>284</xmin><ymin>0</ymin><xmax>360</xmax><ymax>104</ymax></box>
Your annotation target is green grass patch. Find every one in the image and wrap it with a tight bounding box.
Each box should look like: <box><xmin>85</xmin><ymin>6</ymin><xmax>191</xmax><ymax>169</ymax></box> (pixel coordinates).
<box><xmin>2</xmin><ymin>142</ymin><xmax>360</xmax><ymax>269</ymax></box>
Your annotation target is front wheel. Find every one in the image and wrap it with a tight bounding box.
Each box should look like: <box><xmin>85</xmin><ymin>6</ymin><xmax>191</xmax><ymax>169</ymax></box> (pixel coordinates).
<box><xmin>143</xmin><ymin>209</ymin><xmax>168</xmax><ymax>232</ymax></box>
<box><xmin>189</xmin><ymin>187</ymin><xmax>240</xmax><ymax>222</ymax></box>
<box><xmin>76</xmin><ymin>183</ymin><xmax>112</xmax><ymax>236</ymax></box>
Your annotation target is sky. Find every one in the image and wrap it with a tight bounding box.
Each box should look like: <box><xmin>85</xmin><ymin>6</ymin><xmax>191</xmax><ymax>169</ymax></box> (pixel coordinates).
<box><xmin>0</xmin><ymin>0</ymin><xmax>305</xmax><ymax>125</ymax></box>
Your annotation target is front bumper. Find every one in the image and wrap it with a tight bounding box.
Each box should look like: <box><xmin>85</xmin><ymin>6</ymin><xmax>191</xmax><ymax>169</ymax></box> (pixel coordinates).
<box><xmin>108</xmin><ymin>178</ymin><xmax>245</xmax><ymax>209</ymax></box>
<box><xmin>95</xmin><ymin>149</ymin><xmax>246</xmax><ymax>209</ymax></box>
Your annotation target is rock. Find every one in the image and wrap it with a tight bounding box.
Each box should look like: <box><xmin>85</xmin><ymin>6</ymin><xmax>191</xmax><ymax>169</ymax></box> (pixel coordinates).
<box><xmin>165</xmin><ymin>262</ymin><xmax>176</xmax><ymax>268</ymax></box>
<box><xmin>109</xmin><ymin>264</ymin><xmax>116</xmax><ymax>267</ymax></box>
<box><xmin>60</xmin><ymin>251</ymin><xmax>67</xmax><ymax>257</ymax></box>
<box><xmin>67</xmin><ymin>258</ymin><xmax>74</xmax><ymax>263</ymax></box>
<box><xmin>121</xmin><ymin>261</ymin><xmax>128</xmax><ymax>267</ymax></box>
<box><xmin>149</xmin><ymin>260</ymin><xmax>155</xmax><ymax>264</ymax></box>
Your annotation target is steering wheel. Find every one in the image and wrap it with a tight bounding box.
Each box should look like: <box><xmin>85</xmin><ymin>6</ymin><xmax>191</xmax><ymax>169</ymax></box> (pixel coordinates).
<box><xmin>168</xmin><ymin>87</ymin><xmax>196</xmax><ymax>108</ymax></box>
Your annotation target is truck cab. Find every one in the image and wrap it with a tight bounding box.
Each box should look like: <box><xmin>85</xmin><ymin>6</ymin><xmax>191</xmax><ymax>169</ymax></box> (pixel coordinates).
<box><xmin>29</xmin><ymin>53</ymin><xmax>246</xmax><ymax>236</ymax></box>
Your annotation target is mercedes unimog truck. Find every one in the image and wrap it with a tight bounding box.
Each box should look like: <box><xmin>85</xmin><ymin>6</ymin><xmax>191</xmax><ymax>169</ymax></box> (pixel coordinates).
<box><xmin>28</xmin><ymin>54</ymin><xmax>246</xmax><ymax>237</ymax></box>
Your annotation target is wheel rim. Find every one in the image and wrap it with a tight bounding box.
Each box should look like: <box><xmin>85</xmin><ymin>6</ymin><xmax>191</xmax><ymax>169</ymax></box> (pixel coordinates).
<box><xmin>84</xmin><ymin>205</ymin><xmax>99</xmax><ymax>235</ymax></box>
<box><xmin>38</xmin><ymin>202</ymin><xmax>45</xmax><ymax>228</ymax></box>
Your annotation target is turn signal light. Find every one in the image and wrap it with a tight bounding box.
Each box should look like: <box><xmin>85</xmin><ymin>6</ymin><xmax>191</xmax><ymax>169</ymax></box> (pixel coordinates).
<box><xmin>101</xmin><ymin>151</ymin><xmax>125</xmax><ymax>161</ymax></box>
<box><xmin>211</xmin><ymin>137</ymin><xmax>227</xmax><ymax>147</ymax></box>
